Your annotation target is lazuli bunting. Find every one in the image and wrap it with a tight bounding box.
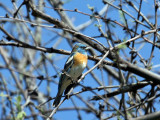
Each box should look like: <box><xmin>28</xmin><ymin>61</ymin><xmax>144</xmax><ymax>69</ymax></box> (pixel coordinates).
<box><xmin>53</xmin><ymin>43</ymin><xmax>89</xmax><ymax>107</ymax></box>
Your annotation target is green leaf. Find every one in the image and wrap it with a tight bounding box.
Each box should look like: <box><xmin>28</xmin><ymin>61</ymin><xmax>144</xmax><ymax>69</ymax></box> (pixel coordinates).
<box><xmin>16</xmin><ymin>95</ymin><xmax>21</xmax><ymax>103</ymax></box>
<box><xmin>15</xmin><ymin>95</ymin><xmax>22</xmax><ymax>112</ymax></box>
<box><xmin>0</xmin><ymin>92</ymin><xmax>8</xmax><ymax>97</ymax></box>
<box><xmin>17</xmin><ymin>111</ymin><xmax>26</xmax><ymax>120</ymax></box>
<box><xmin>119</xmin><ymin>10</ymin><xmax>126</xmax><ymax>26</ymax></box>
<box><xmin>87</xmin><ymin>4</ymin><xmax>94</xmax><ymax>11</ymax></box>
<box><xmin>148</xmin><ymin>64</ymin><xmax>153</xmax><ymax>70</ymax></box>
<box><xmin>94</xmin><ymin>24</ymin><xmax>102</xmax><ymax>27</ymax></box>
<box><xmin>117</xmin><ymin>44</ymin><xmax>127</xmax><ymax>49</ymax></box>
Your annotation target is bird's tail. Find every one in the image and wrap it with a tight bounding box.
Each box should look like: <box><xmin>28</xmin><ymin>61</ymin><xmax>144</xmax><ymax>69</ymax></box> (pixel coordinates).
<box><xmin>53</xmin><ymin>91</ymin><xmax>63</xmax><ymax>107</ymax></box>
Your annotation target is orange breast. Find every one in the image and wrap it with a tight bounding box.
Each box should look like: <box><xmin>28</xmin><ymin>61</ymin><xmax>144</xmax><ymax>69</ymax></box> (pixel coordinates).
<box><xmin>73</xmin><ymin>53</ymin><xmax>87</xmax><ymax>66</ymax></box>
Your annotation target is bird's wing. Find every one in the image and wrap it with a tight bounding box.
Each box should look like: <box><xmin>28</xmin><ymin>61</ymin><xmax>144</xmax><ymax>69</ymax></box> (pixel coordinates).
<box><xmin>63</xmin><ymin>53</ymin><xmax>74</xmax><ymax>71</ymax></box>
<box><xmin>58</xmin><ymin>53</ymin><xmax>74</xmax><ymax>91</ymax></box>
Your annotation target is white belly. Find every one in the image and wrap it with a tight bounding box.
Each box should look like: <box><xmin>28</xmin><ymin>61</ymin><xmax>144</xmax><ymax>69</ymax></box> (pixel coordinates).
<box><xmin>60</xmin><ymin>61</ymin><xmax>87</xmax><ymax>93</ymax></box>
<box><xmin>69</xmin><ymin>62</ymin><xmax>86</xmax><ymax>80</ymax></box>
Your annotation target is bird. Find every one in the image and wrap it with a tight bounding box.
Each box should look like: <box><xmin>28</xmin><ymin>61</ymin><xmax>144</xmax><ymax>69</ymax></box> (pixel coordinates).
<box><xmin>53</xmin><ymin>43</ymin><xmax>89</xmax><ymax>107</ymax></box>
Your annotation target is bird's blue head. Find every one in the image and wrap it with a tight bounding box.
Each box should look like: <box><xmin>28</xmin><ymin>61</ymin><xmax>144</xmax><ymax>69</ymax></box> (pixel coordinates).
<box><xmin>72</xmin><ymin>43</ymin><xmax>88</xmax><ymax>55</ymax></box>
